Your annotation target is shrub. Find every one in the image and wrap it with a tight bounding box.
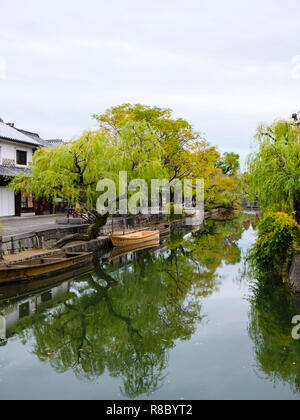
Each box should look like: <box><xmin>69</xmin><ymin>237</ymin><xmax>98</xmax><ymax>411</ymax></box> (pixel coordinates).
<box><xmin>249</xmin><ymin>212</ymin><xmax>299</xmax><ymax>273</ymax></box>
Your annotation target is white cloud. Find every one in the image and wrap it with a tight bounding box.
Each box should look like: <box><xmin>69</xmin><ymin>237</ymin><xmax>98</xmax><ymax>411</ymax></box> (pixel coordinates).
<box><xmin>0</xmin><ymin>0</ymin><xmax>300</xmax><ymax>161</ymax></box>
<box><xmin>0</xmin><ymin>56</ymin><xmax>7</xmax><ymax>80</ymax></box>
<box><xmin>292</xmin><ymin>55</ymin><xmax>300</xmax><ymax>80</ymax></box>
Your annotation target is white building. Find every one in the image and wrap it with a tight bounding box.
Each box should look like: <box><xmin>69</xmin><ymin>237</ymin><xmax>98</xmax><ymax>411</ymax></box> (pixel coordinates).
<box><xmin>0</xmin><ymin>118</ymin><xmax>61</xmax><ymax>217</ymax></box>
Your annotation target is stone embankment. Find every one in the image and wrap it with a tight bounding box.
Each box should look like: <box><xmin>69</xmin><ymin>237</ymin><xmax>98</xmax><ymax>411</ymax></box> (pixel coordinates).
<box><xmin>0</xmin><ymin>224</ymin><xmax>89</xmax><ymax>256</ymax></box>
<box><xmin>289</xmin><ymin>255</ymin><xmax>300</xmax><ymax>295</ymax></box>
<box><xmin>0</xmin><ymin>208</ymin><xmax>222</xmax><ymax>263</ymax></box>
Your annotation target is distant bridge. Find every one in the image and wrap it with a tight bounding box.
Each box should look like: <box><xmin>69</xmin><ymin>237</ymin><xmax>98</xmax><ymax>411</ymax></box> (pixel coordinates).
<box><xmin>242</xmin><ymin>199</ymin><xmax>260</xmax><ymax>211</ymax></box>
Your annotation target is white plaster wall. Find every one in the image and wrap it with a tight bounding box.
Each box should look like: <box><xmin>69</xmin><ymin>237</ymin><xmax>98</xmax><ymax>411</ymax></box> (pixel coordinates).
<box><xmin>0</xmin><ymin>187</ymin><xmax>15</xmax><ymax>216</ymax></box>
<box><xmin>0</xmin><ymin>140</ymin><xmax>34</xmax><ymax>166</ymax></box>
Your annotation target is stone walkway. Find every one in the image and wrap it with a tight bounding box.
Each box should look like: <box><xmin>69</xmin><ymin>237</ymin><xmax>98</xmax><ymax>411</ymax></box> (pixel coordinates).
<box><xmin>0</xmin><ymin>248</ymin><xmax>62</xmax><ymax>265</ymax></box>
<box><xmin>0</xmin><ymin>214</ymin><xmax>71</xmax><ymax>236</ymax></box>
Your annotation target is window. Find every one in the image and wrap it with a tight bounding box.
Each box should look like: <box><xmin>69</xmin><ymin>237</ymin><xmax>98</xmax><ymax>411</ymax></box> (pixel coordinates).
<box><xmin>19</xmin><ymin>302</ymin><xmax>30</xmax><ymax>319</ymax></box>
<box><xmin>41</xmin><ymin>291</ymin><xmax>52</xmax><ymax>303</ymax></box>
<box><xmin>16</xmin><ymin>150</ymin><xmax>27</xmax><ymax>166</ymax></box>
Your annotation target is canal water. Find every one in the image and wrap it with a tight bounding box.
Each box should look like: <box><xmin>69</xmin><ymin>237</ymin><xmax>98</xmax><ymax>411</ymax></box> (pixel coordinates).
<box><xmin>0</xmin><ymin>213</ymin><xmax>299</xmax><ymax>400</ymax></box>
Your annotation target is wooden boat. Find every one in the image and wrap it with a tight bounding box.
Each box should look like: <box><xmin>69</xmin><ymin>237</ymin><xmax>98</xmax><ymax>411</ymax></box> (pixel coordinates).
<box><xmin>109</xmin><ymin>230</ymin><xmax>160</xmax><ymax>247</ymax></box>
<box><xmin>0</xmin><ymin>252</ymin><xmax>93</xmax><ymax>285</ymax></box>
<box><xmin>109</xmin><ymin>239</ymin><xmax>160</xmax><ymax>261</ymax></box>
<box><xmin>0</xmin><ymin>264</ymin><xmax>93</xmax><ymax>302</ymax></box>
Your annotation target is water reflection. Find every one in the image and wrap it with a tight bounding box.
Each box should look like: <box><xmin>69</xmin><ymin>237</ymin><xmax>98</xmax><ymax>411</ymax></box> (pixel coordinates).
<box><xmin>0</xmin><ymin>213</ymin><xmax>260</xmax><ymax>398</ymax></box>
<box><xmin>248</xmin><ymin>276</ymin><xmax>300</xmax><ymax>395</ymax></box>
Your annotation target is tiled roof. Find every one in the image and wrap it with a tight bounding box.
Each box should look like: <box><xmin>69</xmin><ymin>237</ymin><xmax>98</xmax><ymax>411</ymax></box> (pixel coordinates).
<box><xmin>0</xmin><ymin>165</ymin><xmax>32</xmax><ymax>177</ymax></box>
<box><xmin>0</xmin><ymin>122</ymin><xmax>41</xmax><ymax>146</ymax></box>
<box><xmin>13</xmin><ymin>128</ymin><xmax>59</xmax><ymax>147</ymax></box>
<box><xmin>0</xmin><ymin>122</ymin><xmax>63</xmax><ymax>148</ymax></box>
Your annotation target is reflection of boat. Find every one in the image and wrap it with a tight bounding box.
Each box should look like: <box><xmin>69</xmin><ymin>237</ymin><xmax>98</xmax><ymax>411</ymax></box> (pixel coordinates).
<box><xmin>0</xmin><ymin>252</ymin><xmax>93</xmax><ymax>285</ymax></box>
<box><xmin>109</xmin><ymin>230</ymin><xmax>160</xmax><ymax>247</ymax></box>
<box><xmin>0</xmin><ymin>264</ymin><xmax>93</xmax><ymax>302</ymax></box>
<box><xmin>109</xmin><ymin>239</ymin><xmax>160</xmax><ymax>261</ymax></box>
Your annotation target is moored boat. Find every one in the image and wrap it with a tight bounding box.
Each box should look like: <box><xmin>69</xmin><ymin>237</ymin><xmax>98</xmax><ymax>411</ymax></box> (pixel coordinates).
<box><xmin>0</xmin><ymin>252</ymin><xmax>93</xmax><ymax>285</ymax></box>
<box><xmin>109</xmin><ymin>230</ymin><xmax>160</xmax><ymax>247</ymax></box>
<box><xmin>109</xmin><ymin>239</ymin><xmax>160</xmax><ymax>261</ymax></box>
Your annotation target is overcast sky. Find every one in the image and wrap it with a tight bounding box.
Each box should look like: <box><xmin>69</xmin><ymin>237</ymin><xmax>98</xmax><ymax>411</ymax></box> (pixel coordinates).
<box><xmin>1</xmin><ymin>0</ymin><xmax>300</xmax><ymax>165</ymax></box>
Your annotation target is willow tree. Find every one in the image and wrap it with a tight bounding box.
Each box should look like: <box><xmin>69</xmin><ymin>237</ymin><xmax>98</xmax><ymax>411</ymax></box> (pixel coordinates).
<box><xmin>103</xmin><ymin>120</ymin><xmax>168</xmax><ymax>199</ymax></box>
<box><xmin>248</xmin><ymin>120</ymin><xmax>300</xmax><ymax>222</ymax></box>
<box><xmin>94</xmin><ymin>103</ymin><xmax>242</xmax><ymax>211</ymax></box>
<box><xmin>10</xmin><ymin>131</ymin><xmax>111</xmax><ymax>239</ymax></box>
<box><xmin>11</xmin><ymin>132</ymin><xmax>107</xmax><ymax>208</ymax></box>
<box><xmin>10</xmin><ymin>122</ymin><xmax>167</xmax><ymax>239</ymax></box>
<box><xmin>216</xmin><ymin>152</ymin><xmax>240</xmax><ymax>176</ymax></box>
<box><xmin>93</xmin><ymin>103</ymin><xmax>200</xmax><ymax>182</ymax></box>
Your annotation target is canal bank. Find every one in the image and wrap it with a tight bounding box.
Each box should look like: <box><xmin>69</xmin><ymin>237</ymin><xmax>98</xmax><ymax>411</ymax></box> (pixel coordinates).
<box><xmin>0</xmin><ymin>209</ymin><xmax>223</xmax><ymax>261</ymax></box>
<box><xmin>289</xmin><ymin>255</ymin><xmax>300</xmax><ymax>295</ymax></box>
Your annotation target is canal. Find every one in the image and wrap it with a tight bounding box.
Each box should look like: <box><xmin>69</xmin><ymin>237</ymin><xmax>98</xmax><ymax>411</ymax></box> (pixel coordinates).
<box><xmin>0</xmin><ymin>213</ymin><xmax>299</xmax><ymax>400</ymax></box>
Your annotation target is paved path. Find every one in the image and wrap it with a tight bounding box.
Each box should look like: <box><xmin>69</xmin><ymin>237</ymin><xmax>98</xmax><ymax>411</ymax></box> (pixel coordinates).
<box><xmin>0</xmin><ymin>214</ymin><xmax>67</xmax><ymax>236</ymax></box>
<box><xmin>0</xmin><ymin>248</ymin><xmax>62</xmax><ymax>264</ymax></box>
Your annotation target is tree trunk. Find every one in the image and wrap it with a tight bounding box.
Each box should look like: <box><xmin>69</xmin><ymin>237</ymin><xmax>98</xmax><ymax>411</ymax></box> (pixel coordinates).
<box><xmin>54</xmin><ymin>213</ymin><xmax>109</xmax><ymax>248</ymax></box>
<box><xmin>294</xmin><ymin>198</ymin><xmax>300</xmax><ymax>225</ymax></box>
<box><xmin>86</xmin><ymin>213</ymin><xmax>109</xmax><ymax>240</ymax></box>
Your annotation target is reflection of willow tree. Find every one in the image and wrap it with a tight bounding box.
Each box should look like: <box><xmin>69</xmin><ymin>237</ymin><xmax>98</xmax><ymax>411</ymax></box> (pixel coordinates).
<box><xmin>15</xmin><ymin>215</ymin><xmax>253</xmax><ymax>398</ymax></box>
<box><xmin>17</xmin><ymin>251</ymin><xmax>206</xmax><ymax>398</ymax></box>
<box><xmin>248</xmin><ymin>277</ymin><xmax>300</xmax><ymax>395</ymax></box>
<box><xmin>180</xmin><ymin>215</ymin><xmax>252</xmax><ymax>291</ymax></box>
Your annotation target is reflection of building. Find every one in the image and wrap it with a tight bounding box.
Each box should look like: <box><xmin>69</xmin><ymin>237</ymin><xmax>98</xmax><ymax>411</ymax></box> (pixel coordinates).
<box><xmin>0</xmin><ymin>315</ymin><xmax>5</xmax><ymax>340</ymax></box>
<box><xmin>242</xmin><ymin>198</ymin><xmax>259</xmax><ymax>210</ymax></box>
<box><xmin>0</xmin><ymin>118</ymin><xmax>62</xmax><ymax>217</ymax></box>
<box><xmin>1</xmin><ymin>282</ymin><xmax>70</xmax><ymax>337</ymax></box>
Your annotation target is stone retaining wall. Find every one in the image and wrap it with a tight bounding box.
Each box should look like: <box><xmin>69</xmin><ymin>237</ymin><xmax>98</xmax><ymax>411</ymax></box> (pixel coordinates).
<box><xmin>1</xmin><ymin>225</ymin><xmax>89</xmax><ymax>255</ymax></box>
<box><xmin>289</xmin><ymin>255</ymin><xmax>300</xmax><ymax>295</ymax></box>
<box><xmin>100</xmin><ymin>214</ymin><xmax>165</xmax><ymax>233</ymax></box>
<box><xmin>0</xmin><ymin>209</ymin><xmax>223</xmax><ymax>256</ymax></box>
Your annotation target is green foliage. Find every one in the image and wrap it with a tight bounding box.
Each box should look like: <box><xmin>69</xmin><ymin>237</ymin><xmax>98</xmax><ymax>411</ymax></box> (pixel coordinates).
<box><xmin>10</xmin><ymin>132</ymin><xmax>109</xmax><ymax>211</ymax></box>
<box><xmin>107</xmin><ymin>121</ymin><xmax>167</xmax><ymax>193</ymax></box>
<box><xmin>249</xmin><ymin>212</ymin><xmax>299</xmax><ymax>273</ymax></box>
<box><xmin>10</xmin><ymin>103</ymin><xmax>242</xmax><ymax>216</ymax></box>
<box><xmin>164</xmin><ymin>202</ymin><xmax>184</xmax><ymax>221</ymax></box>
<box><xmin>93</xmin><ymin>103</ymin><xmax>201</xmax><ymax>182</ymax></box>
<box><xmin>239</xmin><ymin>172</ymin><xmax>251</xmax><ymax>197</ymax></box>
<box><xmin>94</xmin><ymin>104</ymin><xmax>241</xmax><ymax>211</ymax></box>
<box><xmin>216</xmin><ymin>152</ymin><xmax>240</xmax><ymax>176</ymax></box>
<box><xmin>248</xmin><ymin>276</ymin><xmax>300</xmax><ymax>394</ymax></box>
<box><xmin>86</xmin><ymin>214</ymin><xmax>108</xmax><ymax>240</ymax></box>
<box><xmin>248</xmin><ymin>120</ymin><xmax>300</xmax><ymax>220</ymax></box>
